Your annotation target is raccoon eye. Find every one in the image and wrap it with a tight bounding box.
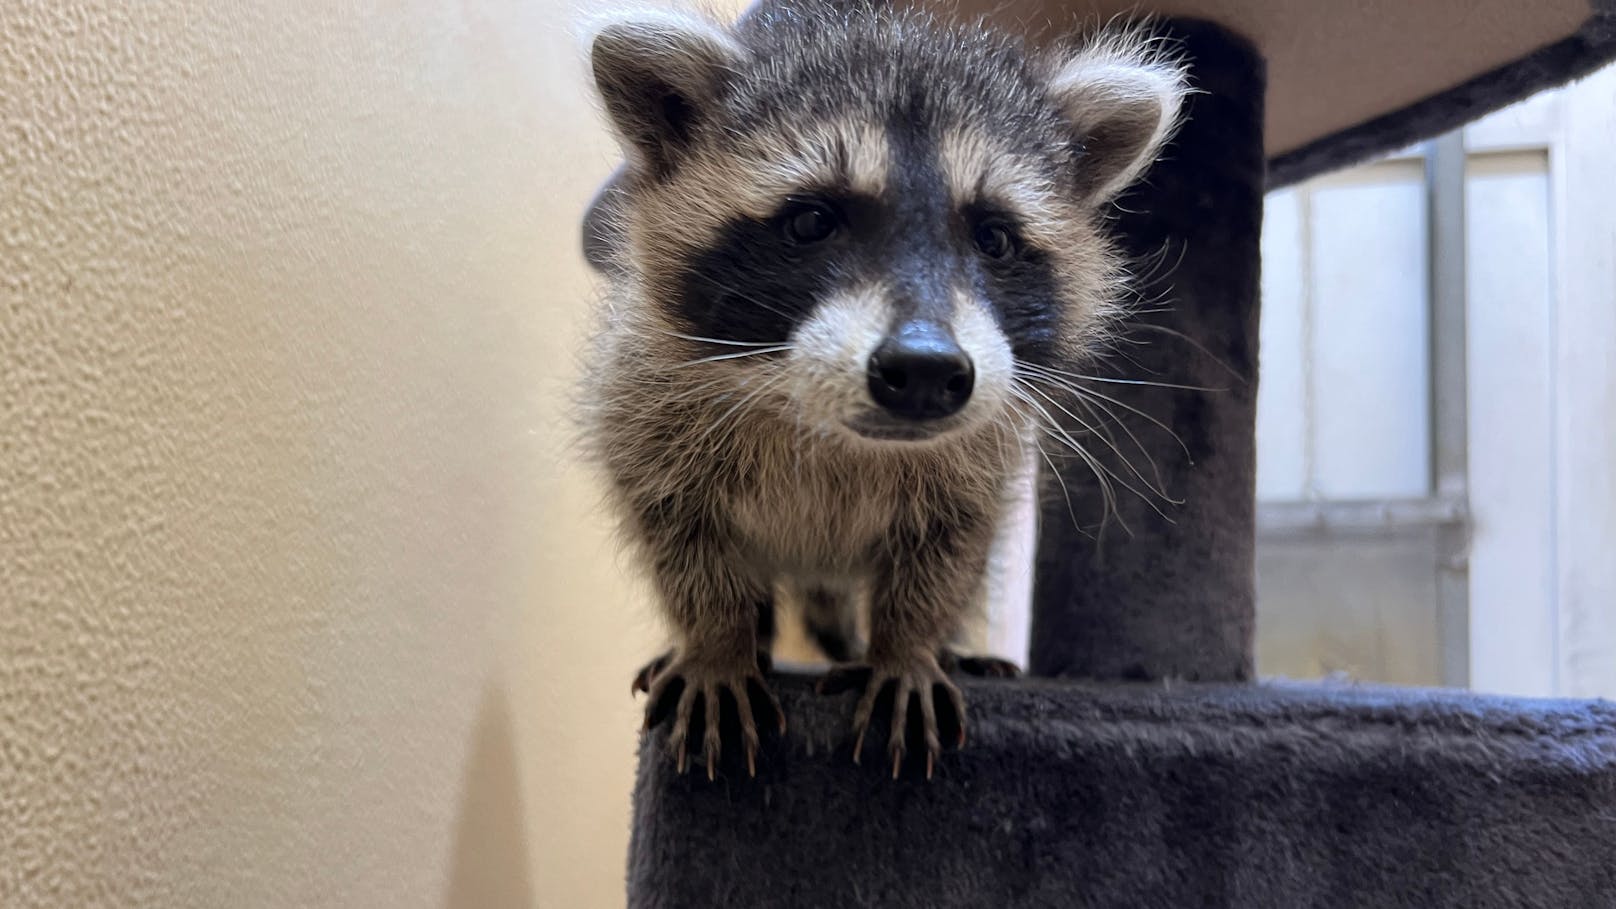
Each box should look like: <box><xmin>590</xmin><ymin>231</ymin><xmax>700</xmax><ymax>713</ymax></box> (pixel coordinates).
<box><xmin>972</xmin><ymin>221</ymin><xmax>1017</xmax><ymax>261</ymax></box>
<box><xmin>780</xmin><ymin>200</ymin><xmax>839</xmax><ymax>246</ymax></box>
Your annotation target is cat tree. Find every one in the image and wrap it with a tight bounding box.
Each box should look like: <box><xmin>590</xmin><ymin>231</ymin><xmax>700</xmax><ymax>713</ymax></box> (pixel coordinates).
<box><xmin>583</xmin><ymin>2</ymin><xmax>1616</xmax><ymax>905</ymax></box>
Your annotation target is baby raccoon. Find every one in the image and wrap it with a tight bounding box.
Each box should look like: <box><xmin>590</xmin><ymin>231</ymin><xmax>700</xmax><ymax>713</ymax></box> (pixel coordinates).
<box><xmin>580</xmin><ymin>0</ymin><xmax>1187</xmax><ymax>779</ymax></box>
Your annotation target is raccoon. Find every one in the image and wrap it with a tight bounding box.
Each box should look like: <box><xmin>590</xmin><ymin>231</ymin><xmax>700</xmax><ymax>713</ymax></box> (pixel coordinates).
<box><xmin>579</xmin><ymin>0</ymin><xmax>1188</xmax><ymax>779</ymax></box>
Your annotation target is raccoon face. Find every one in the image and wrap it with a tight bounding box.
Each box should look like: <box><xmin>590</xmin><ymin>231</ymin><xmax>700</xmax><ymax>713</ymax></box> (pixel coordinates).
<box><xmin>587</xmin><ymin>4</ymin><xmax>1187</xmax><ymax>447</ymax></box>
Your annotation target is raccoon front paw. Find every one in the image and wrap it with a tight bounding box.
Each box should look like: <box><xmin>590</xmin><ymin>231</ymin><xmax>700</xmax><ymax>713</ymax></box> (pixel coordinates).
<box><xmin>631</xmin><ymin>647</ymin><xmax>773</xmax><ymax>695</ymax></box>
<box><xmin>635</xmin><ymin>650</ymin><xmax>785</xmax><ymax>780</ymax></box>
<box><xmin>816</xmin><ymin>653</ymin><xmax>966</xmax><ymax>780</ymax></box>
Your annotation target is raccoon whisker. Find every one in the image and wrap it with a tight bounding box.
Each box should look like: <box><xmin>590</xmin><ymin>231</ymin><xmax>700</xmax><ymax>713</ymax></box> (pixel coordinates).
<box><xmin>1069</xmin><ymin>393</ymin><xmax>1174</xmax><ymax>496</ymax></box>
<box><xmin>1037</xmin><ymin>424</ymin><xmax>1126</xmax><ymax>538</ymax></box>
<box><xmin>1015</xmin><ymin>383</ymin><xmax>1176</xmax><ymax>531</ymax></box>
<box><xmin>1034</xmin><ymin>419</ymin><xmax>1165</xmax><ymax>536</ymax></box>
<box><xmin>992</xmin><ymin>390</ymin><xmax>1074</xmax><ymax>530</ymax></box>
<box><xmin>1121</xmin><ymin>323</ymin><xmax>1245</xmax><ymax>382</ymax></box>
<box><xmin>1019</xmin><ymin>378</ymin><xmax>1147</xmax><ymax>482</ymax></box>
<box><xmin>651</xmin><ymin>367</ymin><xmax>781</xmax><ymax>424</ymax></box>
<box><xmin>1117</xmin><ymin>304</ymin><xmax>1176</xmax><ymax>317</ymax></box>
<box><xmin>1023</xmin><ymin>375</ymin><xmax>1165</xmax><ymax>496</ymax></box>
<box><xmin>1088</xmin><ymin>308</ymin><xmax>1164</xmax><ymax>359</ymax></box>
<box><xmin>649</xmin><ymin>371</ymin><xmax>753</xmax><ymax>407</ymax></box>
<box><xmin>1018</xmin><ymin>366</ymin><xmax>1192</xmax><ymax>462</ymax></box>
<box><xmin>1111</xmin><ymin>276</ymin><xmax>1183</xmax><ymax>325</ymax></box>
<box><xmin>1019</xmin><ymin>360</ymin><xmax>1220</xmax><ymax>393</ymax></box>
<box><xmin>1124</xmin><ymin>236</ymin><xmax>1191</xmax><ymax>291</ymax></box>
<box><xmin>692</xmin><ymin>370</ymin><xmax>789</xmax><ymax>444</ymax></box>
<box><xmin>1032</xmin><ymin>435</ymin><xmax>1097</xmax><ymax>542</ymax></box>
<box><xmin>1078</xmin><ymin>375</ymin><xmax>1221</xmax><ymax>393</ymax></box>
<box><xmin>990</xmin><ymin>413</ymin><xmax>1027</xmax><ymax>476</ymax></box>
<box><xmin>661</xmin><ymin>331</ymin><xmax>794</xmax><ymax>348</ymax></box>
<box><xmin>670</xmin><ymin>346</ymin><xmax>795</xmax><ymax>369</ymax></box>
<box><xmin>986</xmin><ymin>414</ymin><xmax>1039</xmax><ymax>513</ymax></box>
<box><xmin>1016</xmin><ymin>378</ymin><xmax>1181</xmax><ymax>515</ymax></box>
<box><xmin>1124</xmin><ymin>281</ymin><xmax>1181</xmax><ymax>316</ymax></box>
<box><xmin>1012</xmin><ymin>405</ymin><xmax>1089</xmax><ymax>541</ymax></box>
<box><xmin>1009</xmin><ymin>384</ymin><xmax>1126</xmax><ymax>536</ymax></box>
<box><xmin>1090</xmin><ymin>340</ymin><xmax>1164</xmax><ymax>380</ymax></box>
<box><xmin>1015</xmin><ymin>364</ymin><xmax>1193</xmax><ymax>491</ymax></box>
<box><xmin>1070</xmin><ymin>386</ymin><xmax>1192</xmax><ymax>468</ymax></box>
<box><xmin>1010</xmin><ymin>429</ymin><xmax>1091</xmax><ymax>542</ymax></box>
<box><xmin>1095</xmin><ymin>331</ymin><xmax>1155</xmax><ymax>353</ymax></box>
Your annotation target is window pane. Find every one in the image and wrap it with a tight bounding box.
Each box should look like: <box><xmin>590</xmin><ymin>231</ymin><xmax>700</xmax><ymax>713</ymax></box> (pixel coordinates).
<box><xmin>1256</xmin><ymin>188</ymin><xmax>1309</xmax><ymax>501</ymax></box>
<box><xmin>1465</xmin><ymin>151</ymin><xmax>1556</xmax><ymax>696</ymax></box>
<box><xmin>1256</xmin><ymin>528</ymin><xmax>1444</xmax><ymax>685</ymax></box>
<box><xmin>1309</xmin><ymin>164</ymin><xmax>1432</xmax><ymax>499</ymax></box>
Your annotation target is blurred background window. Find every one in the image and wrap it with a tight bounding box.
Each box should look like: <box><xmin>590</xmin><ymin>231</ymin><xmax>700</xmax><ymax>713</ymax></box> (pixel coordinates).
<box><xmin>1255</xmin><ymin>70</ymin><xmax>1616</xmax><ymax>698</ymax></box>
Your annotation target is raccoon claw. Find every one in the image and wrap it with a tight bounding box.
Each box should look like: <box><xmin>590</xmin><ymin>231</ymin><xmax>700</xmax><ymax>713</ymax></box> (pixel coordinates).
<box><xmin>940</xmin><ymin>649</ymin><xmax>1021</xmax><ymax>679</ymax></box>
<box><xmin>818</xmin><ymin>654</ymin><xmax>965</xmax><ymax>780</ymax></box>
<box><xmin>639</xmin><ymin>653</ymin><xmax>785</xmax><ymax>779</ymax></box>
<box><xmin>631</xmin><ymin>651</ymin><xmax>673</xmax><ymax>696</ymax></box>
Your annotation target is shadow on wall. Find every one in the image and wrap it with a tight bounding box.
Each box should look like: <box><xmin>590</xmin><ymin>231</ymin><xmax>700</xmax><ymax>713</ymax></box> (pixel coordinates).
<box><xmin>446</xmin><ymin>682</ymin><xmax>535</xmax><ymax>909</ymax></box>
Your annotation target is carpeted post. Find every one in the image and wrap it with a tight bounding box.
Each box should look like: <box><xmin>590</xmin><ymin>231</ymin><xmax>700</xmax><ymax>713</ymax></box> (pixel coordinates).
<box><xmin>1029</xmin><ymin>19</ymin><xmax>1264</xmax><ymax>683</ymax></box>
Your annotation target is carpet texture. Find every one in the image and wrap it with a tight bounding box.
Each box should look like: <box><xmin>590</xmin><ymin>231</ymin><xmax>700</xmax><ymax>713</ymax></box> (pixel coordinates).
<box><xmin>628</xmin><ymin>673</ymin><xmax>1616</xmax><ymax>908</ymax></box>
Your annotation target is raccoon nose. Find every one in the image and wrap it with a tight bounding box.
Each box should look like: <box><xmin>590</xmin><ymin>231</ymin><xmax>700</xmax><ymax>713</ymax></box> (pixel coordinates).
<box><xmin>866</xmin><ymin>322</ymin><xmax>975</xmax><ymax>420</ymax></box>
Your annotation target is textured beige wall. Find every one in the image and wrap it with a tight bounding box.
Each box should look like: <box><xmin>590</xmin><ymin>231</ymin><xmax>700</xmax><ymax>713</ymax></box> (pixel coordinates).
<box><xmin>2</xmin><ymin>1</ymin><xmax>651</xmax><ymax>906</ymax></box>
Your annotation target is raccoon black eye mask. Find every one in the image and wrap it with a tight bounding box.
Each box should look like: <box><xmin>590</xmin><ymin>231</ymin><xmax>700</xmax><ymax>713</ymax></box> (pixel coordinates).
<box><xmin>580</xmin><ymin>1</ymin><xmax>1187</xmax><ymax>780</ymax></box>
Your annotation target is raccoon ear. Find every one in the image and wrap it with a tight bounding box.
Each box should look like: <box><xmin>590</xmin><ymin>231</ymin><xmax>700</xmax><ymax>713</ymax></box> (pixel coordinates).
<box><xmin>1047</xmin><ymin>35</ymin><xmax>1190</xmax><ymax>205</ymax></box>
<box><xmin>588</xmin><ymin>9</ymin><xmax>746</xmax><ymax>177</ymax></box>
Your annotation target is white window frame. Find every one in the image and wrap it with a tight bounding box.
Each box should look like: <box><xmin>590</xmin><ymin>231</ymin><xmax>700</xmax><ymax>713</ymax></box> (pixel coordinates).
<box><xmin>1463</xmin><ymin>71</ymin><xmax>1616</xmax><ymax>699</ymax></box>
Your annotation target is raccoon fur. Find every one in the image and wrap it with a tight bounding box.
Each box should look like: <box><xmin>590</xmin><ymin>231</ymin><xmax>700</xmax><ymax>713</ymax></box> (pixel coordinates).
<box><xmin>579</xmin><ymin>0</ymin><xmax>1189</xmax><ymax>780</ymax></box>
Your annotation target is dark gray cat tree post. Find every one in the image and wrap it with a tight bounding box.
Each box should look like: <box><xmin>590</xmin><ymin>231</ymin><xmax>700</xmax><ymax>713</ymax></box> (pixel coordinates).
<box><xmin>1029</xmin><ymin>19</ymin><xmax>1261</xmax><ymax>683</ymax></box>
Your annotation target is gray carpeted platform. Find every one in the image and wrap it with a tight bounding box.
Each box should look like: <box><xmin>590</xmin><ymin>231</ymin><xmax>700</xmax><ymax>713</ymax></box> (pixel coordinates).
<box><xmin>629</xmin><ymin>674</ymin><xmax>1616</xmax><ymax>909</ymax></box>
